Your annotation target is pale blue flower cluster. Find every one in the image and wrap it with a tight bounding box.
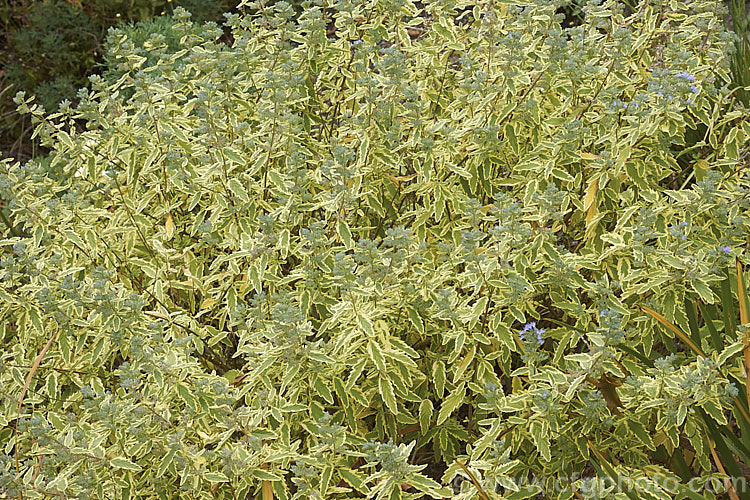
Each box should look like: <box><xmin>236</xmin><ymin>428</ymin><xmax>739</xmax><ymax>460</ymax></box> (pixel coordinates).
<box><xmin>520</xmin><ymin>321</ymin><xmax>545</xmax><ymax>345</ymax></box>
<box><xmin>675</xmin><ymin>71</ymin><xmax>697</xmax><ymax>83</ymax></box>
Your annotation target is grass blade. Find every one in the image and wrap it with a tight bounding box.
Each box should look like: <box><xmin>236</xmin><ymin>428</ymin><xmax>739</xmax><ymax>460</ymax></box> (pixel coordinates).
<box><xmin>639</xmin><ymin>305</ymin><xmax>706</xmax><ymax>358</ymax></box>
<box><xmin>736</xmin><ymin>259</ymin><xmax>750</xmax><ymax>429</ymax></box>
<box><xmin>704</xmin><ymin>428</ymin><xmax>742</xmax><ymax>500</ymax></box>
<box><xmin>720</xmin><ymin>271</ymin><xmax>737</xmax><ymax>337</ymax></box>
<box><xmin>454</xmin><ymin>459</ymin><xmax>490</xmax><ymax>500</ymax></box>
<box><xmin>14</xmin><ymin>326</ymin><xmax>59</xmax><ymax>485</ymax></box>
<box><xmin>685</xmin><ymin>299</ymin><xmax>703</xmax><ymax>349</ymax></box>
<box><xmin>698</xmin><ymin>301</ymin><xmax>724</xmax><ymax>353</ymax></box>
<box><xmin>586</xmin><ymin>440</ymin><xmax>640</xmax><ymax>500</ymax></box>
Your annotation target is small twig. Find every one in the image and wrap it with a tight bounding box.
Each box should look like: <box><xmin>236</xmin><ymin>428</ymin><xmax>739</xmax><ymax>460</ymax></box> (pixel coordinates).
<box><xmin>15</xmin><ymin>327</ymin><xmax>60</xmax><ymax>482</ymax></box>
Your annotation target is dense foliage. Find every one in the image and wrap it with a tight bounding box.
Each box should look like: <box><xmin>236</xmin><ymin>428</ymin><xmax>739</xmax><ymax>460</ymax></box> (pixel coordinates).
<box><xmin>2</xmin><ymin>0</ymin><xmax>750</xmax><ymax>498</ymax></box>
<box><xmin>0</xmin><ymin>0</ymin><xmax>234</xmax><ymax>161</ymax></box>
<box><xmin>726</xmin><ymin>0</ymin><xmax>750</xmax><ymax>107</ymax></box>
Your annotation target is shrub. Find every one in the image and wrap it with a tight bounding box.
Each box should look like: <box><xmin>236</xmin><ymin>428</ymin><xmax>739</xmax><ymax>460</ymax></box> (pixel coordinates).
<box><xmin>1</xmin><ymin>1</ymin><xmax>750</xmax><ymax>499</ymax></box>
<box><xmin>0</xmin><ymin>0</ymin><xmax>235</xmax><ymax>161</ymax></box>
<box><xmin>1</xmin><ymin>0</ymin><xmax>231</xmax><ymax>110</ymax></box>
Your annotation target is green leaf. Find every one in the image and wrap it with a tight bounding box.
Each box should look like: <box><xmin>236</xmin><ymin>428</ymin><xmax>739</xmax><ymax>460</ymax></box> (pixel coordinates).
<box><xmin>278</xmin><ymin>228</ymin><xmax>290</xmax><ymax>258</ymax></box>
<box><xmin>388</xmin><ymin>336</ymin><xmax>419</xmax><ymax>358</ymax></box>
<box><xmin>27</xmin><ymin>307</ymin><xmax>44</xmax><ymax>335</ymax></box>
<box><xmin>367</xmin><ymin>340</ymin><xmax>387</xmax><ymax>372</ymax></box>
<box><xmin>346</xmin><ymin>357</ymin><xmax>367</xmax><ymax>391</ymax></box>
<box><xmin>718</xmin><ymin>340</ymin><xmax>745</xmax><ymax>366</ymax></box>
<box><xmin>419</xmin><ymin>399</ymin><xmax>433</xmax><ymax>433</ymax></box>
<box><xmin>719</xmin><ymin>272</ymin><xmax>737</xmax><ymax>338</ymax></box>
<box><xmin>453</xmin><ymin>345</ymin><xmax>475</xmax><ymax>383</ymax></box>
<box><xmin>379</xmin><ymin>375</ymin><xmax>398</xmax><ymax>414</ymax></box>
<box><xmin>639</xmin><ymin>305</ymin><xmax>705</xmax><ymax>357</ymax></box>
<box><xmin>504</xmin><ymin>486</ymin><xmax>544</xmax><ymax>500</ymax></box>
<box><xmin>204</xmin><ymin>472</ymin><xmax>230</xmax><ymax>483</ymax></box>
<box><xmin>383</xmin><ymin>348</ymin><xmax>417</xmax><ymax>368</ymax></box>
<box><xmin>313</xmin><ymin>376</ymin><xmax>334</xmax><ymax>404</ymax></box>
<box><xmin>57</xmin><ymin>130</ymin><xmax>74</xmax><ymax>149</ymax></box>
<box><xmin>690</xmin><ymin>278</ymin><xmax>714</xmax><ymax>304</ymax></box>
<box><xmin>586</xmin><ymin>442</ymin><xmax>640</xmax><ymax>500</ymax></box>
<box><xmin>698</xmin><ymin>303</ymin><xmax>724</xmax><ymax>353</ymax></box>
<box><xmin>227</xmin><ymin>178</ymin><xmax>249</xmax><ymax>203</ymax></box>
<box><xmin>337</xmin><ymin>219</ymin><xmax>353</xmax><ymax>249</ymax></box>
<box><xmin>700</xmin><ymin>398</ymin><xmax>727</xmax><ymax>425</ymax></box>
<box><xmin>625</xmin><ymin>419</ymin><xmax>655</xmax><ymax>450</ymax></box>
<box><xmin>405</xmin><ymin>473</ymin><xmax>442</xmax><ymax>493</ymax></box>
<box><xmin>157</xmin><ymin>449</ymin><xmax>176</xmax><ymax>477</ymax></box>
<box><xmin>358</xmin><ymin>313</ymin><xmax>375</xmax><ymax>337</ymax></box>
<box><xmin>320</xmin><ymin>464</ymin><xmax>333</xmax><ymax>496</ymax></box>
<box><xmin>249</xmin><ymin>151</ymin><xmax>269</xmax><ymax>175</ymax></box>
<box><xmin>505</xmin><ymin>123</ymin><xmax>519</xmax><ymax>155</ymax></box>
<box><xmin>406</xmin><ymin>305</ymin><xmax>425</xmax><ymax>333</ymax></box>
<box><xmin>339</xmin><ymin>468</ymin><xmax>368</xmax><ymax>493</ymax></box>
<box><xmin>436</xmin><ymin>383</ymin><xmax>465</xmax><ymax>425</ymax></box>
<box><xmin>46</xmin><ymin>371</ymin><xmax>58</xmax><ymax>399</ymax></box>
<box><xmin>223</xmin><ymin>147</ymin><xmax>244</xmax><ymax>165</ymax></box>
<box><xmin>528</xmin><ymin>420</ymin><xmax>551</xmax><ymax>462</ymax></box>
<box><xmin>49</xmin><ymin>475</ymin><xmax>68</xmax><ymax>492</ymax></box>
<box><xmin>550</xmin><ymin>167</ymin><xmax>575</xmax><ymax>183</ymax></box>
<box><xmin>468</xmin><ymin>296</ymin><xmax>488</xmax><ymax>326</ymax></box>
<box><xmin>446</xmin><ymin>162</ymin><xmax>471</xmax><ymax>179</ymax></box>
<box><xmin>111</xmin><ymin>457</ymin><xmax>142</xmax><ymax>472</ymax></box>
<box><xmin>497</xmin><ymin>101</ymin><xmax>517</xmax><ymax>123</ymax></box>
<box><xmin>433</xmin><ymin>361</ymin><xmax>446</xmax><ymax>398</ymax></box>
<box><xmin>267</xmin><ymin>171</ymin><xmax>286</xmax><ymax>190</ymax></box>
<box><xmin>176</xmin><ymin>383</ymin><xmax>196</xmax><ymax>409</ymax></box>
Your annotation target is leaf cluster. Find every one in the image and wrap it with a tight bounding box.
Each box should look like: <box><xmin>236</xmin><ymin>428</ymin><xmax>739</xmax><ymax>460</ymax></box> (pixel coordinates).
<box><xmin>1</xmin><ymin>0</ymin><xmax>750</xmax><ymax>499</ymax></box>
<box><xmin>0</xmin><ymin>0</ymin><xmax>235</xmax><ymax>162</ymax></box>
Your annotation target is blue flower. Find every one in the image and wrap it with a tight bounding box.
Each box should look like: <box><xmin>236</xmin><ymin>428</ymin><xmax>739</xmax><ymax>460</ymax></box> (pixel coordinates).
<box><xmin>520</xmin><ymin>322</ymin><xmax>532</xmax><ymax>339</ymax></box>
<box><xmin>675</xmin><ymin>71</ymin><xmax>696</xmax><ymax>83</ymax></box>
<box><xmin>520</xmin><ymin>322</ymin><xmax>544</xmax><ymax>345</ymax></box>
<box><xmin>722</xmin><ymin>246</ymin><xmax>731</xmax><ymax>254</ymax></box>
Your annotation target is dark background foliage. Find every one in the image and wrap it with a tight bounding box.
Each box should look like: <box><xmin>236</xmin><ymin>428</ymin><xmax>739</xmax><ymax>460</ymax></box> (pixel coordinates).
<box><xmin>0</xmin><ymin>0</ymin><xmax>237</xmax><ymax>162</ymax></box>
